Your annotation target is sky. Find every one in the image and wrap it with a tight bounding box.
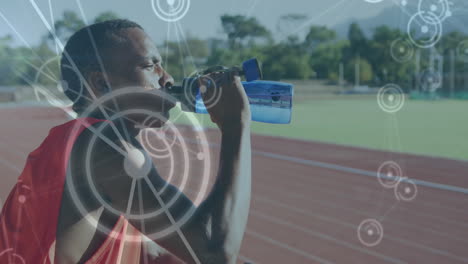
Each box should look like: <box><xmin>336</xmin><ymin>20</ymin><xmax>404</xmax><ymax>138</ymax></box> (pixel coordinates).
<box><xmin>0</xmin><ymin>0</ymin><xmax>394</xmax><ymax>47</ymax></box>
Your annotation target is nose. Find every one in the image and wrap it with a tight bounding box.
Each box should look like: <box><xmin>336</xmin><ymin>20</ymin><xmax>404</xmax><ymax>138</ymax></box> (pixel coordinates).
<box><xmin>157</xmin><ymin>69</ymin><xmax>176</xmax><ymax>110</ymax></box>
<box><xmin>159</xmin><ymin>69</ymin><xmax>174</xmax><ymax>91</ymax></box>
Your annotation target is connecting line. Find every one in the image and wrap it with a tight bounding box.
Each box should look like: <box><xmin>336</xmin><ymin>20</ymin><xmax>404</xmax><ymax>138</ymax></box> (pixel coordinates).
<box><xmin>143</xmin><ymin>177</ymin><xmax>201</xmax><ymax>264</ymax></box>
<box><xmin>279</xmin><ymin>0</ymin><xmax>347</xmax><ymax>42</ymax></box>
<box><xmin>0</xmin><ymin>237</ymin><xmax>13</xmax><ymax>263</ymax></box>
<box><xmin>14</xmin><ymin>64</ymin><xmax>149</xmax><ymax>136</ymax></box>
<box><xmin>137</xmin><ymin>180</ymin><xmax>149</xmax><ymax>264</ymax></box>
<box><xmin>16</xmin><ymin>69</ymin><xmax>188</xmax><ymax>163</ymax></box>
<box><xmin>0</xmin><ymin>156</ymin><xmax>21</xmax><ymax>173</ymax></box>
<box><xmin>24</xmin><ymin>59</ymin><xmax>58</xmax><ymax>84</ymax></box>
<box><xmin>0</xmin><ymin>159</ymin><xmax>45</xmax><ymax>261</ymax></box>
<box><xmin>0</xmin><ymin>9</ymin><xmax>52</xmax><ymax>69</ymax></box>
<box><xmin>47</xmin><ymin>0</ymin><xmax>60</xmax><ymax>56</ymax></box>
<box><xmin>164</xmin><ymin>19</ymin><xmax>171</xmax><ymax>68</ymax></box>
<box><xmin>126</xmin><ymin>179</ymin><xmax>137</xmax><ymax>215</ymax></box>
<box><xmin>14</xmin><ymin>71</ymin><xmax>128</xmax><ymax>156</ymax></box>
<box><xmin>180</xmin><ymin>135</ymin><xmax>468</xmax><ymax>195</ymax></box>
<box><xmin>245</xmin><ymin>0</ymin><xmax>259</xmax><ymax>18</ymax></box>
<box><xmin>175</xmin><ymin>21</ymin><xmax>200</xmax><ymax>74</ymax></box>
<box><xmin>28</xmin><ymin>0</ymin><xmax>133</xmax><ymax>152</ymax></box>
<box><xmin>390</xmin><ymin>0</ymin><xmax>425</xmax><ymax>28</ymax></box>
<box><xmin>379</xmin><ymin>200</ymin><xmax>400</xmax><ymax>223</ymax></box>
<box><xmin>173</xmin><ymin>22</ymin><xmax>187</xmax><ymax>78</ymax></box>
<box><xmin>74</xmin><ymin>0</ymin><xmax>133</xmax><ymax>144</ymax></box>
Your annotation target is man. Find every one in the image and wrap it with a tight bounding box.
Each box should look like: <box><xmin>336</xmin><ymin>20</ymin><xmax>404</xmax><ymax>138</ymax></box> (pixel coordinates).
<box><xmin>0</xmin><ymin>19</ymin><xmax>251</xmax><ymax>264</ymax></box>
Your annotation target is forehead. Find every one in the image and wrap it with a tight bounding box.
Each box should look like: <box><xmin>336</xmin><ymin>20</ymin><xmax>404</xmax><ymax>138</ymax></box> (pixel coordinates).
<box><xmin>105</xmin><ymin>28</ymin><xmax>161</xmax><ymax>66</ymax></box>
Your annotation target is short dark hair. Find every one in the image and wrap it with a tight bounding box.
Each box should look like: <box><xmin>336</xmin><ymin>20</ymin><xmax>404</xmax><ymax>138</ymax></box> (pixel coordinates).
<box><xmin>60</xmin><ymin>19</ymin><xmax>143</xmax><ymax>113</ymax></box>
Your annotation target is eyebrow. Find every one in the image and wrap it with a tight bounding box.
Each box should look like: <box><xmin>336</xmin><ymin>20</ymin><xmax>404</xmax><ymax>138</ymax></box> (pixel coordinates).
<box><xmin>138</xmin><ymin>55</ymin><xmax>162</xmax><ymax>63</ymax></box>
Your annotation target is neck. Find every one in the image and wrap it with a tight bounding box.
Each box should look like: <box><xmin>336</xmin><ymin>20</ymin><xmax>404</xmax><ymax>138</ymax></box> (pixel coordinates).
<box><xmin>83</xmin><ymin>109</ymin><xmax>141</xmax><ymax>141</ymax></box>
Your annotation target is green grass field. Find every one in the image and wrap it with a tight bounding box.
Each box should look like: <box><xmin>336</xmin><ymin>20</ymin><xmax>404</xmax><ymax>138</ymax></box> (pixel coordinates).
<box><xmin>252</xmin><ymin>98</ymin><xmax>468</xmax><ymax>161</ymax></box>
<box><xmin>176</xmin><ymin>97</ymin><xmax>468</xmax><ymax>161</ymax></box>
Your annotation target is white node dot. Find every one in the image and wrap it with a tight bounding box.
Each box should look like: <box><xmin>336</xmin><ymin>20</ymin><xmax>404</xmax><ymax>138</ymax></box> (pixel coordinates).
<box><xmin>399</xmin><ymin>47</ymin><xmax>405</xmax><ymax>53</ymax></box>
<box><xmin>167</xmin><ymin>0</ymin><xmax>175</xmax><ymax>6</ymax></box>
<box><xmin>387</xmin><ymin>171</ymin><xmax>393</xmax><ymax>177</ymax></box>
<box><xmin>431</xmin><ymin>4</ymin><xmax>437</xmax><ymax>12</ymax></box>
<box><xmin>124</xmin><ymin>148</ymin><xmax>151</xmax><ymax>179</ymax></box>
<box><xmin>421</xmin><ymin>26</ymin><xmax>429</xmax><ymax>33</ymax></box>
<box><xmin>401</xmin><ymin>0</ymin><xmax>407</xmax><ymax>6</ymax></box>
<box><xmin>200</xmin><ymin>85</ymin><xmax>207</xmax><ymax>94</ymax></box>
<box><xmin>18</xmin><ymin>195</ymin><xmax>26</xmax><ymax>204</ymax></box>
<box><xmin>405</xmin><ymin>187</ymin><xmax>411</xmax><ymax>194</ymax></box>
<box><xmin>197</xmin><ymin>152</ymin><xmax>204</xmax><ymax>160</ymax></box>
<box><xmin>368</xmin><ymin>229</ymin><xmax>374</xmax><ymax>236</ymax></box>
<box><xmin>388</xmin><ymin>95</ymin><xmax>395</xmax><ymax>102</ymax></box>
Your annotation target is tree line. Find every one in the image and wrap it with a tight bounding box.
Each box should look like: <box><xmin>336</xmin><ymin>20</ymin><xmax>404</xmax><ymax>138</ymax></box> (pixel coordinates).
<box><xmin>1</xmin><ymin>10</ymin><xmax>468</xmax><ymax>94</ymax></box>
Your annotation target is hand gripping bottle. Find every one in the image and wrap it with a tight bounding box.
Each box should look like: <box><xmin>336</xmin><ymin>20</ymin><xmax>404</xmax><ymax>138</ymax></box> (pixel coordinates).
<box><xmin>167</xmin><ymin>58</ymin><xmax>294</xmax><ymax>124</ymax></box>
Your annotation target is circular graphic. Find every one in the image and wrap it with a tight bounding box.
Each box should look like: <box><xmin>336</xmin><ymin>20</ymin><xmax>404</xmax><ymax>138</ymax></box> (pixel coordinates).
<box><xmin>407</xmin><ymin>12</ymin><xmax>443</xmax><ymax>48</ymax></box>
<box><xmin>0</xmin><ymin>248</ymin><xmax>25</xmax><ymax>264</ymax></box>
<box><xmin>18</xmin><ymin>195</ymin><xmax>26</xmax><ymax>204</ymax></box>
<box><xmin>377</xmin><ymin>84</ymin><xmax>405</xmax><ymax>113</ymax></box>
<box><xmin>418</xmin><ymin>0</ymin><xmax>452</xmax><ymax>23</ymax></box>
<box><xmin>32</xmin><ymin>56</ymin><xmax>86</xmax><ymax>113</ymax></box>
<box><xmin>394</xmin><ymin>178</ymin><xmax>418</xmax><ymax>201</ymax></box>
<box><xmin>390</xmin><ymin>38</ymin><xmax>414</xmax><ymax>63</ymax></box>
<box><xmin>377</xmin><ymin>161</ymin><xmax>403</xmax><ymax>188</ymax></box>
<box><xmin>151</xmin><ymin>0</ymin><xmax>191</xmax><ymax>22</ymax></box>
<box><xmin>67</xmin><ymin>87</ymin><xmax>213</xmax><ymax>240</ymax></box>
<box><xmin>138</xmin><ymin>121</ymin><xmax>177</xmax><ymax>159</ymax></box>
<box><xmin>183</xmin><ymin>71</ymin><xmax>222</xmax><ymax>112</ymax></box>
<box><xmin>357</xmin><ymin>219</ymin><xmax>384</xmax><ymax>247</ymax></box>
<box><xmin>123</xmin><ymin>148</ymin><xmax>152</xmax><ymax>180</ymax></box>
<box><xmin>196</xmin><ymin>152</ymin><xmax>204</xmax><ymax>160</ymax></box>
<box><xmin>456</xmin><ymin>40</ymin><xmax>468</xmax><ymax>62</ymax></box>
<box><xmin>419</xmin><ymin>69</ymin><xmax>442</xmax><ymax>92</ymax></box>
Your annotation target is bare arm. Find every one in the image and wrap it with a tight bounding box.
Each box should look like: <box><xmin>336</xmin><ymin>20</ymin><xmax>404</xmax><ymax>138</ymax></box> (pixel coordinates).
<box><xmin>197</xmin><ymin>122</ymin><xmax>252</xmax><ymax>263</ymax></box>
<box><xmin>89</xmin><ymin>73</ymin><xmax>251</xmax><ymax>263</ymax></box>
<box><xmin>149</xmin><ymin>73</ymin><xmax>252</xmax><ymax>263</ymax></box>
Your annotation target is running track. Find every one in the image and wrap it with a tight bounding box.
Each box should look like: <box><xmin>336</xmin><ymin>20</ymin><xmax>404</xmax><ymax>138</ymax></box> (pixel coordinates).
<box><xmin>0</xmin><ymin>107</ymin><xmax>467</xmax><ymax>264</ymax></box>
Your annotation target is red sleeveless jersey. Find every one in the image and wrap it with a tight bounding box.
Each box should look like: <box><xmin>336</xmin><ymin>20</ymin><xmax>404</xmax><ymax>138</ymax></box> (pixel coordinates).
<box><xmin>0</xmin><ymin>118</ymin><xmax>103</xmax><ymax>263</ymax></box>
<box><xmin>0</xmin><ymin>118</ymin><xmax>184</xmax><ymax>263</ymax></box>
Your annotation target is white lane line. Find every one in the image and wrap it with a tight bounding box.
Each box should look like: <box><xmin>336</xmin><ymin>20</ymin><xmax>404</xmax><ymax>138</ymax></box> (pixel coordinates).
<box><xmin>0</xmin><ymin>129</ymin><xmax>329</xmax><ymax>263</ymax></box>
<box><xmin>265</xmin><ymin>159</ymin><xmax>468</xmax><ymax>217</ymax></box>
<box><xmin>255</xmin><ymin>195</ymin><xmax>468</xmax><ymax>263</ymax></box>
<box><xmin>253</xmin><ymin>183</ymin><xmax>468</xmax><ymax>245</ymax></box>
<box><xmin>179</xmin><ymin>135</ymin><xmax>468</xmax><ymax>195</ymax></box>
<box><xmin>254</xmin><ymin>150</ymin><xmax>468</xmax><ymax>195</ymax></box>
<box><xmin>250</xmin><ymin>211</ymin><xmax>407</xmax><ymax>264</ymax></box>
<box><xmin>255</xmin><ymin>166</ymin><xmax>468</xmax><ymax>230</ymax></box>
<box><xmin>246</xmin><ymin>229</ymin><xmax>336</xmax><ymax>264</ymax></box>
<box><xmin>257</xmin><ymin>181</ymin><xmax>468</xmax><ymax>241</ymax></box>
<box><xmin>3</xmin><ymin>124</ymin><xmax>466</xmax><ymax>261</ymax></box>
<box><xmin>183</xmin><ymin>188</ymin><xmax>333</xmax><ymax>263</ymax></box>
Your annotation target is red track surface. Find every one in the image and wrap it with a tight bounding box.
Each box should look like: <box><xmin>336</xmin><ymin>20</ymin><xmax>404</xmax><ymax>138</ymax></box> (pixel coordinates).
<box><xmin>1</xmin><ymin>107</ymin><xmax>468</xmax><ymax>264</ymax></box>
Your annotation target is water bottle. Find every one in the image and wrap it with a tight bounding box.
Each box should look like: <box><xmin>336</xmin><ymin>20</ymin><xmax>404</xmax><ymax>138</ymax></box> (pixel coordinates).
<box><xmin>167</xmin><ymin>58</ymin><xmax>294</xmax><ymax>124</ymax></box>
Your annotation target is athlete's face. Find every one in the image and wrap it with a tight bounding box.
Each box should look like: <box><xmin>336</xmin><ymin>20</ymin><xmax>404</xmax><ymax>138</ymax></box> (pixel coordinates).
<box><xmin>99</xmin><ymin>27</ymin><xmax>175</xmax><ymax>128</ymax></box>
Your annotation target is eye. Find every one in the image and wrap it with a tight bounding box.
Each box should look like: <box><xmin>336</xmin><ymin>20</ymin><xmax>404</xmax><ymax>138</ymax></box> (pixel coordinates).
<box><xmin>144</xmin><ymin>64</ymin><xmax>155</xmax><ymax>70</ymax></box>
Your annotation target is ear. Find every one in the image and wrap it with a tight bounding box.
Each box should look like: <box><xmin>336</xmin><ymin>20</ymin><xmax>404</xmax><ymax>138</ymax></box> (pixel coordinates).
<box><xmin>87</xmin><ymin>71</ymin><xmax>110</xmax><ymax>97</ymax></box>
